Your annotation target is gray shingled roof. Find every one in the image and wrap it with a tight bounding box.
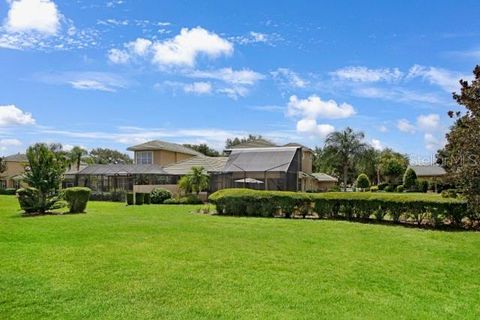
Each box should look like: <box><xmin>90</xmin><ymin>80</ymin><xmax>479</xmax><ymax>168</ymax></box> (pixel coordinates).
<box><xmin>223</xmin><ymin>147</ymin><xmax>299</xmax><ymax>173</ymax></box>
<box><xmin>409</xmin><ymin>165</ymin><xmax>446</xmax><ymax>177</ymax></box>
<box><xmin>164</xmin><ymin>156</ymin><xmax>228</xmax><ymax>175</ymax></box>
<box><xmin>227</xmin><ymin>139</ymin><xmax>277</xmax><ymax>149</ymax></box>
<box><xmin>3</xmin><ymin>153</ymin><xmax>27</xmax><ymax>162</ymax></box>
<box><xmin>127</xmin><ymin>140</ymin><xmax>203</xmax><ymax>156</ymax></box>
<box><xmin>77</xmin><ymin>164</ymin><xmax>166</xmax><ymax>175</ymax></box>
<box><xmin>312</xmin><ymin>173</ymin><xmax>338</xmax><ymax>182</ymax></box>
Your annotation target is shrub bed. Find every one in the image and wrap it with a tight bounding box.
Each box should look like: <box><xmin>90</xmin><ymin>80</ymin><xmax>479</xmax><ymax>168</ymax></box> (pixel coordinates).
<box><xmin>89</xmin><ymin>191</ymin><xmax>126</xmax><ymax>202</ymax></box>
<box><xmin>150</xmin><ymin>188</ymin><xmax>172</xmax><ymax>204</ymax></box>
<box><xmin>208</xmin><ymin>189</ymin><xmax>469</xmax><ymax>229</ymax></box>
<box><xmin>64</xmin><ymin>187</ymin><xmax>91</xmax><ymax>213</ymax></box>
<box><xmin>163</xmin><ymin>195</ymin><xmax>203</xmax><ymax>205</ymax></box>
<box><xmin>0</xmin><ymin>188</ymin><xmax>16</xmax><ymax>195</ymax></box>
<box><xmin>135</xmin><ymin>193</ymin><xmax>145</xmax><ymax>205</ymax></box>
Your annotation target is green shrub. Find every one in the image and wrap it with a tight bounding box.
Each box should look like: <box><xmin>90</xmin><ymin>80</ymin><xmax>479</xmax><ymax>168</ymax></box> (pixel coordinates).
<box><xmin>164</xmin><ymin>195</ymin><xmax>203</xmax><ymax>205</ymax></box>
<box><xmin>144</xmin><ymin>193</ymin><xmax>151</xmax><ymax>204</ymax></box>
<box><xmin>356</xmin><ymin>173</ymin><xmax>371</xmax><ymax>190</ymax></box>
<box><xmin>378</xmin><ymin>183</ymin><xmax>389</xmax><ymax>191</ymax></box>
<box><xmin>90</xmin><ymin>191</ymin><xmax>126</xmax><ymax>202</ymax></box>
<box><xmin>370</xmin><ymin>186</ymin><xmax>379</xmax><ymax>192</ymax></box>
<box><xmin>135</xmin><ymin>193</ymin><xmax>145</xmax><ymax>205</ymax></box>
<box><xmin>16</xmin><ymin>188</ymin><xmax>41</xmax><ymax>214</ymax></box>
<box><xmin>396</xmin><ymin>185</ymin><xmax>405</xmax><ymax>193</ymax></box>
<box><xmin>126</xmin><ymin>193</ymin><xmax>134</xmax><ymax>205</ymax></box>
<box><xmin>150</xmin><ymin>188</ymin><xmax>173</xmax><ymax>204</ymax></box>
<box><xmin>441</xmin><ymin>189</ymin><xmax>458</xmax><ymax>199</ymax></box>
<box><xmin>64</xmin><ymin>187</ymin><xmax>91</xmax><ymax>213</ymax></box>
<box><xmin>417</xmin><ymin>180</ymin><xmax>429</xmax><ymax>193</ymax></box>
<box><xmin>0</xmin><ymin>188</ymin><xmax>16</xmax><ymax>195</ymax></box>
<box><xmin>328</xmin><ymin>185</ymin><xmax>341</xmax><ymax>192</ymax></box>
<box><xmin>384</xmin><ymin>185</ymin><xmax>394</xmax><ymax>192</ymax></box>
<box><xmin>403</xmin><ymin>168</ymin><xmax>417</xmax><ymax>191</ymax></box>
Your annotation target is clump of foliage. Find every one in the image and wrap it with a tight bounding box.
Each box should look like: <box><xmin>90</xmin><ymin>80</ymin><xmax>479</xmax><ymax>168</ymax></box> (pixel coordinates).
<box><xmin>379</xmin><ymin>149</ymin><xmax>409</xmax><ymax>185</ymax></box>
<box><xmin>163</xmin><ymin>195</ymin><xmax>203</xmax><ymax>204</ymax></box>
<box><xmin>135</xmin><ymin>193</ymin><xmax>145</xmax><ymax>205</ymax></box>
<box><xmin>417</xmin><ymin>180</ymin><xmax>429</xmax><ymax>193</ymax></box>
<box><xmin>0</xmin><ymin>156</ymin><xmax>6</xmax><ymax>174</ymax></box>
<box><xmin>178</xmin><ymin>166</ymin><xmax>209</xmax><ymax>195</ymax></box>
<box><xmin>144</xmin><ymin>193</ymin><xmax>151</xmax><ymax>204</ymax></box>
<box><xmin>403</xmin><ymin>168</ymin><xmax>418</xmax><ymax>191</ymax></box>
<box><xmin>225</xmin><ymin>134</ymin><xmax>273</xmax><ymax>149</ymax></box>
<box><xmin>86</xmin><ymin>148</ymin><xmax>133</xmax><ymax>164</ymax></box>
<box><xmin>126</xmin><ymin>193</ymin><xmax>134</xmax><ymax>205</ymax></box>
<box><xmin>150</xmin><ymin>188</ymin><xmax>173</xmax><ymax>204</ymax></box>
<box><xmin>64</xmin><ymin>187</ymin><xmax>91</xmax><ymax>213</ymax></box>
<box><xmin>396</xmin><ymin>185</ymin><xmax>405</xmax><ymax>193</ymax></box>
<box><xmin>356</xmin><ymin>173</ymin><xmax>370</xmax><ymax>191</ymax></box>
<box><xmin>20</xmin><ymin>143</ymin><xmax>67</xmax><ymax>214</ymax></box>
<box><xmin>183</xmin><ymin>143</ymin><xmax>220</xmax><ymax>157</ymax></box>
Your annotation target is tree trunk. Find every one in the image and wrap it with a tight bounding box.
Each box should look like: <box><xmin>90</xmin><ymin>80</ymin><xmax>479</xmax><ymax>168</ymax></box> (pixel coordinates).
<box><xmin>343</xmin><ymin>166</ymin><xmax>348</xmax><ymax>191</ymax></box>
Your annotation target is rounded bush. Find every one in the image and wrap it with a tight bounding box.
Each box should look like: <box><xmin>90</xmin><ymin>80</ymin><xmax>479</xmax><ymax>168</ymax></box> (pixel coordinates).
<box><xmin>135</xmin><ymin>193</ymin><xmax>145</xmax><ymax>205</ymax></box>
<box><xmin>16</xmin><ymin>187</ymin><xmax>41</xmax><ymax>214</ymax></box>
<box><xmin>370</xmin><ymin>186</ymin><xmax>379</xmax><ymax>192</ymax></box>
<box><xmin>384</xmin><ymin>185</ymin><xmax>394</xmax><ymax>192</ymax></box>
<box><xmin>356</xmin><ymin>173</ymin><xmax>371</xmax><ymax>190</ymax></box>
<box><xmin>150</xmin><ymin>188</ymin><xmax>173</xmax><ymax>204</ymax></box>
<box><xmin>396</xmin><ymin>185</ymin><xmax>405</xmax><ymax>193</ymax></box>
<box><xmin>403</xmin><ymin>168</ymin><xmax>417</xmax><ymax>190</ymax></box>
<box><xmin>126</xmin><ymin>193</ymin><xmax>134</xmax><ymax>205</ymax></box>
<box><xmin>64</xmin><ymin>187</ymin><xmax>91</xmax><ymax>213</ymax></box>
<box><xmin>144</xmin><ymin>193</ymin><xmax>151</xmax><ymax>204</ymax></box>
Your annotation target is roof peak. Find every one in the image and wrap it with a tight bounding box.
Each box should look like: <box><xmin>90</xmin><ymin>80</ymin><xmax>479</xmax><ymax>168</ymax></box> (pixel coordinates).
<box><xmin>127</xmin><ymin>140</ymin><xmax>202</xmax><ymax>156</ymax></box>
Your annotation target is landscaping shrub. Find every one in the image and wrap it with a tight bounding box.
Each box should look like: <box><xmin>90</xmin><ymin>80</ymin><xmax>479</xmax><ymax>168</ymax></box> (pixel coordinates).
<box><xmin>356</xmin><ymin>173</ymin><xmax>370</xmax><ymax>191</ymax></box>
<box><xmin>384</xmin><ymin>185</ymin><xmax>394</xmax><ymax>192</ymax></box>
<box><xmin>417</xmin><ymin>180</ymin><xmax>429</xmax><ymax>193</ymax></box>
<box><xmin>135</xmin><ymin>193</ymin><xmax>145</xmax><ymax>205</ymax></box>
<box><xmin>126</xmin><ymin>193</ymin><xmax>134</xmax><ymax>205</ymax></box>
<box><xmin>89</xmin><ymin>191</ymin><xmax>126</xmax><ymax>202</ymax></box>
<box><xmin>16</xmin><ymin>188</ymin><xmax>41</xmax><ymax>214</ymax></box>
<box><xmin>396</xmin><ymin>185</ymin><xmax>405</xmax><ymax>193</ymax></box>
<box><xmin>144</xmin><ymin>193</ymin><xmax>151</xmax><ymax>204</ymax></box>
<box><xmin>370</xmin><ymin>186</ymin><xmax>379</xmax><ymax>192</ymax></box>
<box><xmin>378</xmin><ymin>183</ymin><xmax>389</xmax><ymax>191</ymax></box>
<box><xmin>163</xmin><ymin>195</ymin><xmax>203</xmax><ymax>205</ymax></box>
<box><xmin>64</xmin><ymin>187</ymin><xmax>91</xmax><ymax>213</ymax></box>
<box><xmin>403</xmin><ymin>168</ymin><xmax>417</xmax><ymax>191</ymax></box>
<box><xmin>208</xmin><ymin>189</ymin><xmax>467</xmax><ymax>229</ymax></box>
<box><xmin>150</xmin><ymin>188</ymin><xmax>173</xmax><ymax>204</ymax></box>
<box><xmin>0</xmin><ymin>188</ymin><xmax>16</xmax><ymax>195</ymax></box>
<box><xmin>441</xmin><ymin>189</ymin><xmax>458</xmax><ymax>199</ymax></box>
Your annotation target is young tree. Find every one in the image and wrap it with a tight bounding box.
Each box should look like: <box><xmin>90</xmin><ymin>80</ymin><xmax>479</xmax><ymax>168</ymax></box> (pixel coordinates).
<box><xmin>23</xmin><ymin>143</ymin><xmax>67</xmax><ymax>214</ymax></box>
<box><xmin>442</xmin><ymin>65</ymin><xmax>480</xmax><ymax>217</ymax></box>
<box><xmin>378</xmin><ymin>149</ymin><xmax>409</xmax><ymax>184</ymax></box>
<box><xmin>69</xmin><ymin>146</ymin><xmax>88</xmax><ymax>171</ymax></box>
<box><xmin>324</xmin><ymin>127</ymin><xmax>367</xmax><ymax>191</ymax></box>
<box><xmin>356</xmin><ymin>173</ymin><xmax>370</xmax><ymax>191</ymax></box>
<box><xmin>403</xmin><ymin>168</ymin><xmax>417</xmax><ymax>191</ymax></box>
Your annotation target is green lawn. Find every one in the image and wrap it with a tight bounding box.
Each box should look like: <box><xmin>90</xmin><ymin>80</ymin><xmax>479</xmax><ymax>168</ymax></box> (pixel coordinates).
<box><xmin>1</xmin><ymin>195</ymin><xmax>479</xmax><ymax>319</ymax></box>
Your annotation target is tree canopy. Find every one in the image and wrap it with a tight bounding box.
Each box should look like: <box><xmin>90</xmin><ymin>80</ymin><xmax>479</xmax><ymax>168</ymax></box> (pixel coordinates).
<box><xmin>225</xmin><ymin>134</ymin><xmax>273</xmax><ymax>149</ymax></box>
<box><xmin>183</xmin><ymin>143</ymin><xmax>220</xmax><ymax>157</ymax></box>
<box><xmin>87</xmin><ymin>148</ymin><xmax>133</xmax><ymax>164</ymax></box>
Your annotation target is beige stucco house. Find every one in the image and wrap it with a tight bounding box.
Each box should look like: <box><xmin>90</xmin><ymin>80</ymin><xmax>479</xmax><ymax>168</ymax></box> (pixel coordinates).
<box><xmin>127</xmin><ymin>140</ymin><xmax>203</xmax><ymax>166</ymax></box>
<box><xmin>0</xmin><ymin>153</ymin><xmax>28</xmax><ymax>189</ymax></box>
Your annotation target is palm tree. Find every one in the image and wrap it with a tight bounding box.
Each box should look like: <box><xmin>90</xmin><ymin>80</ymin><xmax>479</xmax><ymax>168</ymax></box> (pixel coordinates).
<box><xmin>325</xmin><ymin>127</ymin><xmax>367</xmax><ymax>191</ymax></box>
<box><xmin>178</xmin><ymin>166</ymin><xmax>210</xmax><ymax>195</ymax></box>
<box><xmin>69</xmin><ymin>146</ymin><xmax>87</xmax><ymax>171</ymax></box>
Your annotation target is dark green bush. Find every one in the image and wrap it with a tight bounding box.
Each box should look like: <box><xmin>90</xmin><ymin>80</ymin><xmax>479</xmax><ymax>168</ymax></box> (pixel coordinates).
<box><xmin>90</xmin><ymin>191</ymin><xmax>126</xmax><ymax>202</ymax></box>
<box><xmin>144</xmin><ymin>193</ymin><xmax>151</xmax><ymax>204</ymax></box>
<box><xmin>0</xmin><ymin>188</ymin><xmax>17</xmax><ymax>195</ymax></box>
<box><xmin>356</xmin><ymin>173</ymin><xmax>371</xmax><ymax>190</ymax></box>
<box><xmin>16</xmin><ymin>187</ymin><xmax>41</xmax><ymax>214</ymax></box>
<box><xmin>384</xmin><ymin>185</ymin><xmax>394</xmax><ymax>192</ymax></box>
<box><xmin>378</xmin><ymin>183</ymin><xmax>389</xmax><ymax>191</ymax></box>
<box><xmin>163</xmin><ymin>195</ymin><xmax>203</xmax><ymax>205</ymax></box>
<box><xmin>64</xmin><ymin>187</ymin><xmax>91</xmax><ymax>213</ymax></box>
<box><xmin>370</xmin><ymin>186</ymin><xmax>379</xmax><ymax>192</ymax></box>
<box><xmin>417</xmin><ymin>180</ymin><xmax>429</xmax><ymax>193</ymax></box>
<box><xmin>150</xmin><ymin>188</ymin><xmax>173</xmax><ymax>204</ymax></box>
<box><xmin>126</xmin><ymin>193</ymin><xmax>134</xmax><ymax>205</ymax></box>
<box><xmin>403</xmin><ymin>168</ymin><xmax>417</xmax><ymax>191</ymax></box>
<box><xmin>396</xmin><ymin>185</ymin><xmax>405</xmax><ymax>193</ymax></box>
<box><xmin>135</xmin><ymin>193</ymin><xmax>145</xmax><ymax>205</ymax></box>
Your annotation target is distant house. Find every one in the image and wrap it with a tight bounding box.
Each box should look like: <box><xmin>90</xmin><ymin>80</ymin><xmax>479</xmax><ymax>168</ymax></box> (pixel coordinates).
<box><xmin>0</xmin><ymin>153</ymin><xmax>28</xmax><ymax>189</ymax></box>
<box><xmin>127</xmin><ymin>140</ymin><xmax>203</xmax><ymax>166</ymax></box>
<box><xmin>408</xmin><ymin>165</ymin><xmax>447</xmax><ymax>180</ymax></box>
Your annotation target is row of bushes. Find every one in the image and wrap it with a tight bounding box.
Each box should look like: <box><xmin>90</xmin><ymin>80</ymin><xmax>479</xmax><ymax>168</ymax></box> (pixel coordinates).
<box><xmin>0</xmin><ymin>188</ymin><xmax>17</xmax><ymax>195</ymax></box>
<box><xmin>126</xmin><ymin>188</ymin><xmax>203</xmax><ymax>206</ymax></box>
<box><xmin>209</xmin><ymin>189</ymin><xmax>470</xmax><ymax>228</ymax></box>
<box><xmin>89</xmin><ymin>191</ymin><xmax>126</xmax><ymax>202</ymax></box>
<box><xmin>17</xmin><ymin>187</ymin><xmax>91</xmax><ymax>214</ymax></box>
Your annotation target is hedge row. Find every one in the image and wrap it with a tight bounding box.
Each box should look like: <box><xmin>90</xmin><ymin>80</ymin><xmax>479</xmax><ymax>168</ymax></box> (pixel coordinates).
<box><xmin>0</xmin><ymin>188</ymin><xmax>17</xmax><ymax>195</ymax></box>
<box><xmin>208</xmin><ymin>189</ymin><xmax>469</xmax><ymax>228</ymax></box>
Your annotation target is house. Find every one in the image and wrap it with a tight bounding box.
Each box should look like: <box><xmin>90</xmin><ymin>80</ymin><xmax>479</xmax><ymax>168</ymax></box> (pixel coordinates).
<box><xmin>408</xmin><ymin>165</ymin><xmax>446</xmax><ymax>180</ymax></box>
<box><xmin>311</xmin><ymin>173</ymin><xmax>339</xmax><ymax>191</ymax></box>
<box><xmin>0</xmin><ymin>153</ymin><xmax>28</xmax><ymax>189</ymax></box>
<box><xmin>127</xmin><ymin>140</ymin><xmax>203</xmax><ymax>166</ymax></box>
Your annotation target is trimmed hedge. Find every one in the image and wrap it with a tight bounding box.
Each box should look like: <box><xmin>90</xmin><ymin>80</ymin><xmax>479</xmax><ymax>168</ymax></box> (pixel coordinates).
<box><xmin>135</xmin><ymin>193</ymin><xmax>145</xmax><ymax>205</ymax></box>
<box><xmin>163</xmin><ymin>195</ymin><xmax>203</xmax><ymax>205</ymax></box>
<box><xmin>64</xmin><ymin>187</ymin><xmax>91</xmax><ymax>213</ymax></box>
<box><xmin>89</xmin><ymin>191</ymin><xmax>126</xmax><ymax>202</ymax></box>
<box><xmin>126</xmin><ymin>193</ymin><xmax>134</xmax><ymax>205</ymax></box>
<box><xmin>0</xmin><ymin>188</ymin><xmax>16</xmax><ymax>195</ymax></box>
<box><xmin>150</xmin><ymin>188</ymin><xmax>173</xmax><ymax>204</ymax></box>
<box><xmin>144</xmin><ymin>193</ymin><xmax>151</xmax><ymax>204</ymax></box>
<box><xmin>209</xmin><ymin>189</ymin><xmax>468</xmax><ymax>228</ymax></box>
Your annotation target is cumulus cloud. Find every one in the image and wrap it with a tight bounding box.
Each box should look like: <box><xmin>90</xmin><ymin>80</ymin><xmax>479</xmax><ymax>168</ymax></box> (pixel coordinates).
<box><xmin>296</xmin><ymin>119</ymin><xmax>335</xmax><ymax>137</ymax></box>
<box><xmin>287</xmin><ymin>95</ymin><xmax>356</xmax><ymax>119</ymax></box>
<box><xmin>396</xmin><ymin>119</ymin><xmax>416</xmax><ymax>133</ymax></box>
<box><xmin>271</xmin><ymin>68</ymin><xmax>309</xmax><ymax>89</ymax></box>
<box><xmin>183</xmin><ymin>82</ymin><xmax>212</xmax><ymax>95</ymax></box>
<box><xmin>424</xmin><ymin>133</ymin><xmax>444</xmax><ymax>151</ymax></box>
<box><xmin>5</xmin><ymin>0</ymin><xmax>61</xmax><ymax>34</ymax></box>
<box><xmin>0</xmin><ymin>105</ymin><xmax>35</xmax><ymax>126</ymax></box>
<box><xmin>330</xmin><ymin>66</ymin><xmax>403</xmax><ymax>82</ymax></box>
<box><xmin>107</xmin><ymin>48</ymin><xmax>130</xmax><ymax>64</ymax></box>
<box><xmin>407</xmin><ymin>65</ymin><xmax>466</xmax><ymax>93</ymax></box>
<box><xmin>371</xmin><ymin>139</ymin><xmax>384</xmax><ymax>150</ymax></box>
<box><xmin>417</xmin><ymin>113</ymin><xmax>440</xmax><ymax>131</ymax></box>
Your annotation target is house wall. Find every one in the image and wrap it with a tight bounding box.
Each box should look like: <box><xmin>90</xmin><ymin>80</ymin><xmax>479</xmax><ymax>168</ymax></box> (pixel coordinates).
<box><xmin>301</xmin><ymin>150</ymin><xmax>313</xmax><ymax>174</ymax></box>
<box><xmin>151</xmin><ymin>150</ymin><xmax>195</xmax><ymax>166</ymax></box>
<box><xmin>0</xmin><ymin>161</ymin><xmax>27</xmax><ymax>188</ymax></box>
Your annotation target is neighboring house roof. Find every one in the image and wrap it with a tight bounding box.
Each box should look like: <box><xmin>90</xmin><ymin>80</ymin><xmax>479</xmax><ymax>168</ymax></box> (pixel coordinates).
<box><xmin>283</xmin><ymin>142</ymin><xmax>314</xmax><ymax>153</ymax></box>
<box><xmin>77</xmin><ymin>164</ymin><xmax>167</xmax><ymax>175</ymax></box>
<box><xmin>64</xmin><ymin>164</ymin><xmax>89</xmax><ymax>177</ymax></box>
<box><xmin>227</xmin><ymin>139</ymin><xmax>278</xmax><ymax>149</ymax></box>
<box><xmin>127</xmin><ymin>140</ymin><xmax>203</xmax><ymax>156</ymax></box>
<box><xmin>312</xmin><ymin>173</ymin><xmax>338</xmax><ymax>182</ymax></box>
<box><xmin>223</xmin><ymin>147</ymin><xmax>299</xmax><ymax>173</ymax></box>
<box><xmin>3</xmin><ymin>153</ymin><xmax>28</xmax><ymax>162</ymax></box>
<box><xmin>164</xmin><ymin>156</ymin><xmax>228</xmax><ymax>175</ymax></box>
<box><xmin>409</xmin><ymin>165</ymin><xmax>446</xmax><ymax>177</ymax></box>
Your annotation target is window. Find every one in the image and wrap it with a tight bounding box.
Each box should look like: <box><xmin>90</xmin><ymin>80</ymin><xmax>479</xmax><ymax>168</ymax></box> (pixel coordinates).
<box><xmin>136</xmin><ymin>151</ymin><xmax>153</xmax><ymax>164</ymax></box>
<box><xmin>0</xmin><ymin>180</ymin><xmax>6</xmax><ymax>189</ymax></box>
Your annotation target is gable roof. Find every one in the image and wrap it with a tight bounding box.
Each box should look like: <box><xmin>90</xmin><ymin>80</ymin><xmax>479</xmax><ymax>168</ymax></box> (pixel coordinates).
<box><xmin>312</xmin><ymin>172</ymin><xmax>338</xmax><ymax>182</ymax></box>
<box><xmin>227</xmin><ymin>139</ymin><xmax>277</xmax><ymax>149</ymax></box>
<box><xmin>409</xmin><ymin>165</ymin><xmax>446</xmax><ymax>177</ymax></box>
<box><xmin>283</xmin><ymin>142</ymin><xmax>314</xmax><ymax>153</ymax></box>
<box><xmin>3</xmin><ymin>153</ymin><xmax>28</xmax><ymax>162</ymax></box>
<box><xmin>127</xmin><ymin>140</ymin><xmax>203</xmax><ymax>156</ymax></box>
<box><xmin>223</xmin><ymin>147</ymin><xmax>299</xmax><ymax>173</ymax></box>
<box><xmin>164</xmin><ymin>156</ymin><xmax>228</xmax><ymax>175</ymax></box>
<box><xmin>77</xmin><ymin>164</ymin><xmax>166</xmax><ymax>175</ymax></box>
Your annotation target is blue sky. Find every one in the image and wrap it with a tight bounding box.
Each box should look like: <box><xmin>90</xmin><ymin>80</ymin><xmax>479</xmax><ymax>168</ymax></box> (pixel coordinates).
<box><xmin>1</xmin><ymin>0</ymin><xmax>479</xmax><ymax>162</ymax></box>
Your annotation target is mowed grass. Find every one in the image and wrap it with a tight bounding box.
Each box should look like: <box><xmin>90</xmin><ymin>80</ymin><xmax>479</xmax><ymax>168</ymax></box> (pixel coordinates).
<box><xmin>0</xmin><ymin>195</ymin><xmax>479</xmax><ymax>319</ymax></box>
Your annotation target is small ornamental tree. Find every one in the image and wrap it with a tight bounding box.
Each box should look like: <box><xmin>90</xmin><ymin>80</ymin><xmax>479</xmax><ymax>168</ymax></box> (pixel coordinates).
<box><xmin>22</xmin><ymin>143</ymin><xmax>67</xmax><ymax>214</ymax></box>
<box><xmin>403</xmin><ymin>168</ymin><xmax>418</xmax><ymax>191</ymax></box>
<box><xmin>178</xmin><ymin>167</ymin><xmax>210</xmax><ymax>195</ymax></box>
<box><xmin>356</xmin><ymin>173</ymin><xmax>370</xmax><ymax>191</ymax></box>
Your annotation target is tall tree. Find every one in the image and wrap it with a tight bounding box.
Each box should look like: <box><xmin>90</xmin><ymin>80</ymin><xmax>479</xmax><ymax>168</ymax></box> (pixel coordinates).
<box><xmin>69</xmin><ymin>146</ymin><xmax>88</xmax><ymax>171</ymax></box>
<box><xmin>378</xmin><ymin>149</ymin><xmax>409</xmax><ymax>184</ymax></box>
<box><xmin>324</xmin><ymin>127</ymin><xmax>367</xmax><ymax>191</ymax></box>
<box><xmin>183</xmin><ymin>143</ymin><xmax>220</xmax><ymax>157</ymax></box>
<box><xmin>442</xmin><ymin>65</ymin><xmax>480</xmax><ymax>217</ymax></box>
<box><xmin>23</xmin><ymin>143</ymin><xmax>67</xmax><ymax>214</ymax></box>
<box><xmin>356</xmin><ymin>147</ymin><xmax>381</xmax><ymax>185</ymax></box>
<box><xmin>87</xmin><ymin>148</ymin><xmax>133</xmax><ymax>164</ymax></box>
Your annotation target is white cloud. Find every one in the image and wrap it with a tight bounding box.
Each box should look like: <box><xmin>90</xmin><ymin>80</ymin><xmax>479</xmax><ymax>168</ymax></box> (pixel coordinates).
<box><xmin>189</xmin><ymin>68</ymin><xmax>264</xmax><ymax>85</ymax></box>
<box><xmin>107</xmin><ymin>48</ymin><xmax>130</xmax><ymax>64</ymax></box>
<box><xmin>5</xmin><ymin>0</ymin><xmax>61</xmax><ymax>35</ymax></box>
<box><xmin>151</xmin><ymin>27</ymin><xmax>233</xmax><ymax>67</ymax></box>
<box><xmin>0</xmin><ymin>105</ymin><xmax>35</xmax><ymax>126</ymax></box>
<box><xmin>371</xmin><ymin>139</ymin><xmax>384</xmax><ymax>150</ymax></box>
<box><xmin>271</xmin><ymin>68</ymin><xmax>309</xmax><ymax>88</ymax></box>
<box><xmin>216</xmin><ymin>86</ymin><xmax>249</xmax><ymax>100</ymax></box>
<box><xmin>331</xmin><ymin>66</ymin><xmax>403</xmax><ymax>82</ymax></box>
<box><xmin>424</xmin><ymin>133</ymin><xmax>444</xmax><ymax>151</ymax></box>
<box><xmin>296</xmin><ymin>118</ymin><xmax>335</xmax><ymax>137</ymax></box>
<box><xmin>37</xmin><ymin>72</ymin><xmax>129</xmax><ymax>92</ymax></box>
<box><xmin>287</xmin><ymin>95</ymin><xmax>356</xmax><ymax>119</ymax></box>
<box><xmin>407</xmin><ymin>65</ymin><xmax>466</xmax><ymax>93</ymax></box>
<box><xmin>230</xmin><ymin>31</ymin><xmax>282</xmax><ymax>45</ymax></box>
<box><xmin>379</xmin><ymin>125</ymin><xmax>388</xmax><ymax>133</ymax></box>
<box><xmin>396</xmin><ymin>119</ymin><xmax>416</xmax><ymax>133</ymax></box>
<box><xmin>417</xmin><ymin>114</ymin><xmax>440</xmax><ymax>131</ymax></box>
<box><xmin>183</xmin><ymin>82</ymin><xmax>212</xmax><ymax>95</ymax></box>
<box><xmin>127</xmin><ymin>38</ymin><xmax>152</xmax><ymax>56</ymax></box>
<box><xmin>352</xmin><ymin>86</ymin><xmax>443</xmax><ymax>105</ymax></box>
